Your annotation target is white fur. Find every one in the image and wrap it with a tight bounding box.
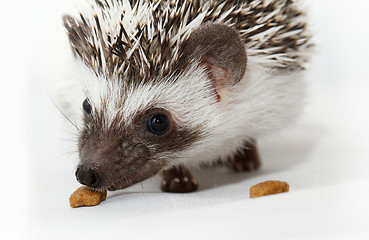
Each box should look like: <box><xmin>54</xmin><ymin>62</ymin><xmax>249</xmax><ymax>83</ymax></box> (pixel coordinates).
<box><xmin>171</xmin><ymin>57</ymin><xmax>306</xmax><ymax>167</ymax></box>
<box><xmin>82</xmin><ymin>64</ymin><xmax>219</xmax><ymax>130</ymax></box>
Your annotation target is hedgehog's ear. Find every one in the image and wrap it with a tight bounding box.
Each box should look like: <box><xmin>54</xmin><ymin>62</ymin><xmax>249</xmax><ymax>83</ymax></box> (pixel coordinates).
<box><xmin>180</xmin><ymin>23</ymin><xmax>247</xmax><ymax>89</ymax></box>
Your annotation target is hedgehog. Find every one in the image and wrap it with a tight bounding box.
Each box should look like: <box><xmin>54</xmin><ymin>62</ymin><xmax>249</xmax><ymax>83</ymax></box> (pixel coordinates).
<box><xmin>61</xmin><ymin>0</ymin><xmax>311</xmax><ymax>201</ymax></box>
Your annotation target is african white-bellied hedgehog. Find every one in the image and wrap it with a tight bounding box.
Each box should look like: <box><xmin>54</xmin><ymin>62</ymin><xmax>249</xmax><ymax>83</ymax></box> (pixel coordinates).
<box><xmin>60</xmin><ymin>0</ymin><xmax>311</xmax><ymax>196</ymax></box>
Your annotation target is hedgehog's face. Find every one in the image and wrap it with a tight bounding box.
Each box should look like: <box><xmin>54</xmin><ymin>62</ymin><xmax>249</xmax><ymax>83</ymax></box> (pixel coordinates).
<box><xmin>75</xmin><ymin>23</ymin><xmax>247</xmax><ymax>191</ymax></box>
<box><xmin>76</xmin><ymin>65</ymin><xmax>218</xmax><ymax>190</ymax></box>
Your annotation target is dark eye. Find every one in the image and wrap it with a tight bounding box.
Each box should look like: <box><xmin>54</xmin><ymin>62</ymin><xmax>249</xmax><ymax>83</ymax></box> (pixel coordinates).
<box><xmin>82</xmin><ymin>98</ymin><xmax>92</xmax><ymax>115</ymax></box>
<box><xmin>147</xmin><ymin>114</ymin><xmax>169</xmax><ymax>135</ymax></box>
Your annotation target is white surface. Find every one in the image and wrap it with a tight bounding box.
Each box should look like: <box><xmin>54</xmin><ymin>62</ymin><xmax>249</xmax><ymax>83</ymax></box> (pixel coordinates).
<box><xmin>1</xmin><ymin>0</ymin><xmax>369</xmax><ymax>239</ymax></box>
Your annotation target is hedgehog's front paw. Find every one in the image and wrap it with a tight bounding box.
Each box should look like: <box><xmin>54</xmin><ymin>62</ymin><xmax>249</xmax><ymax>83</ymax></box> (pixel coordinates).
<box><xmin>228</xmin><ymin>157</ymin><xmax>259</xmax><ymax>171</ymax></box>
<box><xmin>161</xmin><ymin>176</ymin><xmax>198</xmax><ymax>193</ymax></box>
<box><xmin>160</xmin><ymin>166</ymin><xmax>198</xmax><ymax>193</ymax></box>
<box><xmin>227</xmin><ymin>141</ymin><xmax>261</xmax><ymax>172</ymax></box>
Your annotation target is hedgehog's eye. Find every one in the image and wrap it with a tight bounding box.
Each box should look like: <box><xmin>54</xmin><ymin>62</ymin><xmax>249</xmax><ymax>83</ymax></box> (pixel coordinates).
<box><xmin>147</xmin><ymin>114</ymin><xmax>169</xmax><ymax>135</ymax></box>
<box><xmin>82</xmin><ymin>98</ymin><xmax>92</xmax><ymax>115</ymax></box>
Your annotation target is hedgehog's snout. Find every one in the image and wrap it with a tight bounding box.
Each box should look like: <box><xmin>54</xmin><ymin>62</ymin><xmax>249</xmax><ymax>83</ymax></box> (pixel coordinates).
<box><xmin>75</xmin><ymin>164</ymin><xmax>101</xmax><ymax>188</ymax></box>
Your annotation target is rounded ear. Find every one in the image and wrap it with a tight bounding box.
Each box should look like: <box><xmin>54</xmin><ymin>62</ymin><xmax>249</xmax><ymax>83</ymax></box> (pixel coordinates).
<box><xmin>179</xmin><ymin>23</ymin><xmax>247</xmax><ymax>87</ymax></box>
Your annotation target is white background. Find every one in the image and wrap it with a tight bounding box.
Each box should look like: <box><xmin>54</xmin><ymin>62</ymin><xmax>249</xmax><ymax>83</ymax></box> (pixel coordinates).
<box><xmin>1</xmin><ymin>0</ymin><xmax>369</xmax><ymax>239</ymax></box>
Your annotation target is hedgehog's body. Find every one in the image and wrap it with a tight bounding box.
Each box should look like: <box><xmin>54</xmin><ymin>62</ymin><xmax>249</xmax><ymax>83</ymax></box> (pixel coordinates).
<box><xmin>61</xmin><ymin>0</ymin><xmax>311</xmax><ymax>194</ymax></box>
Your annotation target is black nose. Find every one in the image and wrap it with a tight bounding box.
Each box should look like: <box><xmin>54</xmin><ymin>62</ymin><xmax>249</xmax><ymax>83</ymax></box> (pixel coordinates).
<box><xmin>75</xmin><ymin>164</ymin><xmax>100</xmax><ymax>188</ymax></box>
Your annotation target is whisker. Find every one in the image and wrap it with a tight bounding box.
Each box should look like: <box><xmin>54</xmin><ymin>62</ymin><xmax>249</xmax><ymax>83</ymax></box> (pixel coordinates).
<box><xmin>53</xmin><ymin>150</ymin><xmax>79</xmax><ymax>161</ymax></box>
<box><xmin>60</xmin><ymin>137</ymin><xmax>78</xmax><ymax>143</ymax></box>
<box><xmin>56</xmin><ymin>127</ymin><xmax>80</xmax><ymax>138</ymax></box>
<box><xmin>48</xmin><ymin>95</ymin><xmax>81</xmax><ymax>133</ymax></box>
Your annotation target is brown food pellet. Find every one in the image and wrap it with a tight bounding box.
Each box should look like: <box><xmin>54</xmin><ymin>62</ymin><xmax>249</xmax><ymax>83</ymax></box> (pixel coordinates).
<box><xmin>250</xmin><ymin>180</ymin><xmax>289</xmax><ymax>198</ymax></box>
<box><xmin>69</xmin><ymin>186</ymin><xmax>107</xmax><ymax>208</ymax></box>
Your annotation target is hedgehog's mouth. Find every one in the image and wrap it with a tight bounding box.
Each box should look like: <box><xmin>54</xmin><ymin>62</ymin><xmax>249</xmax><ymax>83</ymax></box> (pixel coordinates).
<box><xmin>106</xmin><ymin>163</ymin><xmax>167</xmax><ymax>191</ymax></box>
<box><xmin>107</xmin><ymin>180</ymin><xmax>130</xmax><ymax>191</ymax></box>
<box><xmin>107</xmin><ymin>176</ymin><xmax>137</xmax><ymax>191</ymax></box>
